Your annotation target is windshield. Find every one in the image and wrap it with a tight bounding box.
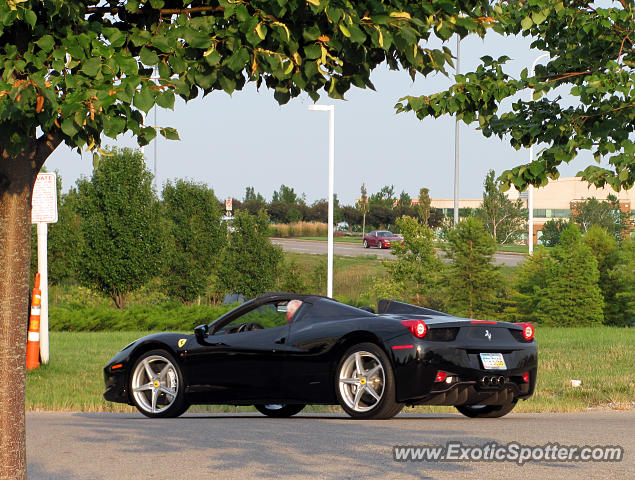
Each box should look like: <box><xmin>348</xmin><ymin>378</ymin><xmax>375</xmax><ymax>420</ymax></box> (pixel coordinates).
<box><xmin>377</xmin><ymin>231</ymin><xmax>392</xmax><ymax>237</ymax></box>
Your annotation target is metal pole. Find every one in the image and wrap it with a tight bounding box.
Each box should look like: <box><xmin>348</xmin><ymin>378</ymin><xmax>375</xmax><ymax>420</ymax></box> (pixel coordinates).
<box><xmin>153</xmin><ymin>66</ymin><xmax>158</xmax><ymax>190</ymax></box>
<box><xmin>37</xmin><ymin>222</ymin><xmax>49</xmax><ymax>364</ymax></box>
<box><xmin>528</xmin><ymin>53</ymin><xmax>549</xmax><ymax>254</ymax></box>
<box><xmin>154</xmin><ymin>103</ymin><xmax>158</xmax><ymax>190</ymax></box>
<box><xmin>308</xmin><ymin>104</ymin><xmax>335</xmax><ymax>298</ymax></box>
<box><xmin>327</xmin><ymin>106</ymin><xmax>334</xmax><ymax>298</ymax></box>
<box><xmin>453</xmin><ymin>35</ymin><xmax>460</xmax><ymax>225</ymax></box>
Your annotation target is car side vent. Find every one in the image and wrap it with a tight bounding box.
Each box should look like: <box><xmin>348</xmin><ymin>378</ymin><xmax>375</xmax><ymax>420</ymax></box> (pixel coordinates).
<box><xmin>426</xmin><ymin>327</ymin><xmax>459</xmax><ymax>342</ymax></box>
<box><xmin>509</xmin><ymin>329</ymin><xmax>532</xmax><ymax>343</ymax></box>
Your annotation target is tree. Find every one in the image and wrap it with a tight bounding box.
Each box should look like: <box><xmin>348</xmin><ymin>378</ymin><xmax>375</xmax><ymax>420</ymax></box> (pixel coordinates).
<box><xmin>540</xmin><ymin>219</ymin><xmax>568</xmax><ymax>247</ymax></box>
<box><xmin>244</xmin><ymin>186</ymin><xmax>264</xmax><ymax>203</ymax></box>
<box><xmin>473</xmin><ymin>170</ymin><xmax>527</xmax><ymax>244</ymax></box>
<box><xmin>76</xmin><ymin>147</ymin><xmax>162</xmax><ymax>308</ymax></box>
<box><xmin>358</xmin><ymin>183</ymin><xmax>369</xmax><ymax>236</ymax></box>
<box><xmin>217</xmin><ymin>210</ymin><xmax>283</xmax><ymax>297</ymax></box>
<box><xmin>583</xmin><ymin>226</ymin><xmax>632</xmax><ymax>325</ymax></box>
<box><xmin>340</xmin><ymin>205</ymin><xmax>361</xmax><ymax>230</ymax></box>
<box><xmin>571</xmin><ymin>195</ymin><xmax>628</xmax><ymax>241</ymax></box>
<box><xmin>607</xmin><ymin>239</ymin><xmax>634</xmax><ymax>326</ymax></box>
<box><xmin>0</xmin><ymin>0</ymin><xmax>492</xmax><ymax>474</ymax></box>
<box><xmin>397</xmin><ymin>0</ymin><xmax>634</xmax><ymax>193</ymax></box>
<box><xmin>367</xmin><ymin>204</ymin><xmax>396</xmax><ymax>230</ymax></box>
<box><xmin>370</xmin><ymin>185</ymin><xmax>396</xmax><ymax>208</ymax></box>
<box><xmin>444</xmin><ymin>217</ymin><xmax>502</xmax><ymax>318</ymax></box>
<box><xmin>272</xmin><ymin>184</ymin><xmax>298</xmax><ymax>205</ymax></box>
<box><xmin>517</xmin><ymin>224</ymin><xmax>604</xmax><ymax>325</ymax></box>
<box><xmin>417</xmin><ymin>187</ymin><xmax>431</xmax><ymax>225</ymax></box>
<box><xmin>371</xmin><ymin>216</ymin><xmax>444</xmax><ymax>308</ymax></box>
<box><xmin>161</xmin><ymin>179</ymin><xmax>225</xmax><ymax>303</ymax></box>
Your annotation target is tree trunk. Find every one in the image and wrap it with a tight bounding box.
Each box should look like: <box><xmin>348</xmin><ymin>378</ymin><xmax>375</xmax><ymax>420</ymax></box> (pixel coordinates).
<box><xmin>0</xmin><ymin>154</ymin><xmax>34</xmax><ymax>480</ymax></box>
<box><xmin>0</xmin><ymin>133</ymin><xmax>61</xmax><ymax>480</ymax></box>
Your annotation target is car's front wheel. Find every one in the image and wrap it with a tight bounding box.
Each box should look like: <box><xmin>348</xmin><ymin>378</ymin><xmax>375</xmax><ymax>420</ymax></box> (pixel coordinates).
<box><xmin>335</xmin><ymin>343</ymin><xmax>403</xmax><ymax>419</ymax></box>
<box><xmin>129</xmin><ymin>349</ymin><xmax>189</xmax><ymax>418</ymax></box>
<box><xmin>363</xmin><ymin>240</ymin><xmax>369</xmax><ymax>248</ymax></box>
<box><xmin>455</xmin><ymin>399</ymin><xmax>517</xmax><ymax>418</ymax></box>
<box><xmin>254</xmin><ymin>404</ymin><xmax>305</xmax><ymax>418</ymax></box>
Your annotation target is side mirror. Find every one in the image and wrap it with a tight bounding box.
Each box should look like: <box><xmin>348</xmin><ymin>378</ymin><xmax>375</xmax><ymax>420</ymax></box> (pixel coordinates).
<box><xmin>194</xmin><ymin>324</ymin><xmax>209</xmax><ymax>342</ymax></box>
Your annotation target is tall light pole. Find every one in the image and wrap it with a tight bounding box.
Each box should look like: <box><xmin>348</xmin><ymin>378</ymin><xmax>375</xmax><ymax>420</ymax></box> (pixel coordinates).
<box><xmin>308</xmin><ymin>104</ymin><xmax>335</xmax><ymax>298</ymax></box>
<box><xmin>528</xmin><ymin>53</ymin><xmax>549</xmax><ymax>254</ymax></box>
<box><xmin>453</xmin><ymin>35</ymin><xmax>460</xmax><ymax>225</ymax></box>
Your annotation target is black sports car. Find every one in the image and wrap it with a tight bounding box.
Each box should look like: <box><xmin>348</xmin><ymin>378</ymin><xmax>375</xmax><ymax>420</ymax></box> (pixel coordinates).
<box><xmin>104</xmin><ymin>293</ymin><xmax>537</xmax><ymax>420</ymax></box>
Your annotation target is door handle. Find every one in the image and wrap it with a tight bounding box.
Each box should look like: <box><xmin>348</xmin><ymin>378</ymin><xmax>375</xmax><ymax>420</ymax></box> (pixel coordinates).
<box><xmin>274</xmin><ymin>337</ymin><xmax>286</xmax><ymax>344</ymax></box>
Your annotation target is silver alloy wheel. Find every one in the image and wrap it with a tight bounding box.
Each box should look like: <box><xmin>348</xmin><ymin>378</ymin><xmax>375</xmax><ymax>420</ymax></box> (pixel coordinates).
<box><xmin>338</xmin><ymin>351</ymin><xmax>385</xmax><ymax>412</ymax></box>
<box><xmin>131</xmin><ymin>354</ymin><xmax>179</xmax><ymax>414</ymax></box>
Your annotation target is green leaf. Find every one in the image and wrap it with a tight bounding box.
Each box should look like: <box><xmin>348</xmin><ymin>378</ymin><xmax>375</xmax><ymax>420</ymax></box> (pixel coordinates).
<box><xmin>159</xmin><ymin>127</ymin><xmax>180</xmax><ymax>140</ymax></box>
<box><xmin>303</xmin><ymin>44</ymin><xmax>321</xmax><ymax>60</ymax></box>
<box><xmin>81</xmin><ymin>58</ymin><xmax>101</xmax><ymax>77</ymax></box>
<box><xmin>140</xmin><ymin>47</ymin><xmax>159</xmax><ymax>66</ymax></box>
<box><xmin>133</xmin><ymin>87</ymin><xmax>155</xmax><ymax>113</ymax></box>
<box><xmin>61</xmin><ymin>117</ymin><xmax>78</xmax><ymax>137</ymax></box>
<box><xmin>155</xmin><ymin>89</ymin><xmax>175</xmax><ymax>109</ymax></box>
<box><xmin>521</xmin><ymin>16</ymin><xmax>533</xmax><ymax>31</ymax></box>
<box><xmin>225</xmin><ymin>47</ymin><xmax>249</xmax><ymax>72</ymax></box>
<box><xmin>36</xmin><ymin>35</ymin><xmax>55</xmax><ymax>53</ymax></box>
<box><xmin>24</xmin><ymin>9</ymin><xmax>36</xmax><ymax>27</ymax></box>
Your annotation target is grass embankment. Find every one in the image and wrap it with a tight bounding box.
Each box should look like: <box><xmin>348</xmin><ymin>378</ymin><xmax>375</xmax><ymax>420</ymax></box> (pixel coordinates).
<box><xmin>26</xmin><ymin>327</ymin><xmax>634</xmax><ymax>413</ymax></box>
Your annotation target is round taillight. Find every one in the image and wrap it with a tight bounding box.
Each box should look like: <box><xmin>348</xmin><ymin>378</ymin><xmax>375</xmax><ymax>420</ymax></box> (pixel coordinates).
<box><xmin>401</xmin><ymin>319</ymin><xmax>427</xmax><ymax>339</ymax></box>
<box><xmin>522</xmin><ymin>323</ymin><xmax>534</xmax><ymax>341</ymax></box>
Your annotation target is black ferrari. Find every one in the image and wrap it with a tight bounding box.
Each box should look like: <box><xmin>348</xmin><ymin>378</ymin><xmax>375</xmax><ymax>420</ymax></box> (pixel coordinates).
<box><xmin>104</xmin><ymin>293</ymin><xmax>537</xmax><ymax>419</ymax></box>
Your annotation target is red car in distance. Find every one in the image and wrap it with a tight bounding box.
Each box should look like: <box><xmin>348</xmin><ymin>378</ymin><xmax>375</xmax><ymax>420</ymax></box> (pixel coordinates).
<box><xmin>363</xmin><ymin>230</ymin><xmax>403</xmax><ymax>249</ymax></box>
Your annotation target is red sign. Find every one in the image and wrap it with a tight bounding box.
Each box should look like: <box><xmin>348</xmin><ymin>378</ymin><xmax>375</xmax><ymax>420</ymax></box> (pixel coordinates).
<box><xmin>225</xmin><ymin>197</ymin><xmax>233</xmax><ymax>211</ymax></box>
<box><xmin>31</xmin><ymin>173</ymin><xmax>58</xmax><ymax>223</ymax></box>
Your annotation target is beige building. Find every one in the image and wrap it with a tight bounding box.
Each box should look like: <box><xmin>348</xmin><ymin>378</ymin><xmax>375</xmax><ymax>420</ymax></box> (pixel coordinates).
<box><xmin>506</xmin><ymin>177</ymin><xmax>634</xmax><ymax>243</ymax></box>
<box><xmin>412</xmin><ymin>177</ymin><xmax>633</xmax><ymax>244</ymax></box>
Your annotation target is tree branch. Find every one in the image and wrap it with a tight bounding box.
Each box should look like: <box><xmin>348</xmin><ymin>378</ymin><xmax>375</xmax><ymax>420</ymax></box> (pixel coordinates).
<box><xmin>86</xmin><ymin>6</ymin><xmax>224</xmax><ymax>15</ymax></box>
<box><xmin>32</xmin><ymin>130</ymin><xmax>63</xmax><ymax>176</ymax></box>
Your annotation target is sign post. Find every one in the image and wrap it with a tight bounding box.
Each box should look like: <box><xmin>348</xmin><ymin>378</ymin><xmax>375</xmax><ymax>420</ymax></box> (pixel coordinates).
<box><xmin>31</xmin><ymin>173</ymin><xmax>58</xmax><ymax>364</ymax></box>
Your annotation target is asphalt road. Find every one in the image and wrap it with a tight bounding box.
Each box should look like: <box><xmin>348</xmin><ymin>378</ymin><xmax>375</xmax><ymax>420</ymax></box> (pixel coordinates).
<box><xmin>27</xmin><ymin>410</ymin><xmax>633</xmax><ymax>480</ymax></box>
<box><xmin>271</xmin><ymin>238</ymin><xmax>526</xmax><ymax>267</ymax></box>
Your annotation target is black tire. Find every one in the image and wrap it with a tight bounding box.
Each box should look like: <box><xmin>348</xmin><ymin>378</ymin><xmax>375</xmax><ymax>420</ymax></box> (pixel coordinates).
<box><xmin>455</xmin><ymin>399</ymin><xmax>518</xmax><ymax>418</ymax></box>
<box><xmin>129</xmin><ymin>349</ymin><xmax>189</xmax><ymax>418</ymax></box>
<box><xmin>335</xmin><ymin>342</ymin><xmax>403</xmax><ymax>420</ymax></box>
<box><xmin>254</xmin><ymin>404</ymin><xmax>305</xmax><ymax>418</ymax></box>
<box><xmin>363</xmin><ymin>240</ymin><xmax>369</xmax><ymax>249</ymax></box>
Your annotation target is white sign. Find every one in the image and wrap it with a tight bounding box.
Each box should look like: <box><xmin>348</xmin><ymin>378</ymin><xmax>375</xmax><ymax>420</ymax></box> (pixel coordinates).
<box><xmin>31</xmin><ymin>173</ymin><xmax>58</xmax><ymax>223</ymax></box>
<box><xmin>225</xmin><ymin>197</ymin><xmax>233</xmax><ymax>211</ymax></box>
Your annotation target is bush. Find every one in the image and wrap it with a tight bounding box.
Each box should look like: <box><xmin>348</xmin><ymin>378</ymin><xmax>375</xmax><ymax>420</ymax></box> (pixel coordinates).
<box><xmin>49</xmin><ymin>303</ymin><xmax>238</xmax><ymax>331</ymax></box>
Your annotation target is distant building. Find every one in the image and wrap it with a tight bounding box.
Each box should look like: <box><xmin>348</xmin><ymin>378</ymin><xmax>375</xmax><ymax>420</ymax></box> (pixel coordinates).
<box><xmin>505</xmin><ymin>177</ymin><xmax>633</xmax><ymax>244</ymax></box>
<box><xmin>409</xmin><ymin>177</ymin><xmax>633</xmax><ymax>244</ymax></box>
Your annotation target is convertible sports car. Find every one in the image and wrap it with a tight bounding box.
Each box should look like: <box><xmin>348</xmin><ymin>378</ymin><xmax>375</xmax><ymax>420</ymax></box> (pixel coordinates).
<box><xmin>104</xmin><ymin>293</ymin><xmax>537</xmax><ymax>420</ymax></box>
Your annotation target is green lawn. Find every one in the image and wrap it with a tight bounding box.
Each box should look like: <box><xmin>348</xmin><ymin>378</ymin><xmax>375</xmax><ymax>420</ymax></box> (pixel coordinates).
<box><xmin>26</xmin><ymin>327</ymin><xmax>634</xmax><ymax>413</ymax></box>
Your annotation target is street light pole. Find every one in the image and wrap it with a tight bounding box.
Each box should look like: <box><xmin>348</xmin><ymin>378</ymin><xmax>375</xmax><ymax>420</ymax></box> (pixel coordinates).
<box><xmin>308</xmin><ymin>104</ymin><xmax>335</xmax><ymax>298</ymax></box>
<box><xmin>453</xmin><ymin>35</ymin><xmax>460</xmax><ymax>226</ymax></box>
<box><xmin>528</xmin><ymin>53</ymin><xmax>549</xmax><ymax>254</ymax></box>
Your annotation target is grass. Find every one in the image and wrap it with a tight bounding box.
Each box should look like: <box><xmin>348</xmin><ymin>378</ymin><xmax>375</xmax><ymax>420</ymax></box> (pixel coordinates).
<box><xmin>26</xmin><ymin>327</ymin><xmax>634</xmax><ymax>413</ymax></box>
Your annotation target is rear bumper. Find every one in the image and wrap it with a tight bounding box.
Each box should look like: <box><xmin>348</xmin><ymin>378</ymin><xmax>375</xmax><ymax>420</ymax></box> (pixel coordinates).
<box><xmin>389</xmin><ymin>338</ymin><xmax>538</xmax><ymax>404</ymax></box>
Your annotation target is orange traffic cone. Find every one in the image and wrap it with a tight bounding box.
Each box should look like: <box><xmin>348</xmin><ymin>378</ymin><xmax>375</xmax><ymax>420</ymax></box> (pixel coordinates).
<box><xmin>26</xmin><ymin>273</ymin><xmax>41</xmax><ymax>370</ymax></box>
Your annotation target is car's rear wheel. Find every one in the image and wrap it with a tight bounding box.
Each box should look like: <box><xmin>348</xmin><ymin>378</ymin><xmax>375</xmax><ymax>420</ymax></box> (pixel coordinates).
<box><xmin>130</xmin><ymin>349</ymin><xmax>189</xmax><ymax>418</ymax></box>
<box><xmin>363</xmin><ymin>240</ymin><xmax>369</xmax><ymax>248</ymax></box>
<box><xmin>335</xmin><ymin>343</ymin><xmax>403</xmax><ymax>420</ymax></box>
<box><xmin>254</xmin><ymin>404</ymin><xmax>305</xmax><ymax>418</ymax></box>
<box><xmin>455</xmin><ymin>399</ymin><xmax>517</xmax><ymax>418</ymax></box>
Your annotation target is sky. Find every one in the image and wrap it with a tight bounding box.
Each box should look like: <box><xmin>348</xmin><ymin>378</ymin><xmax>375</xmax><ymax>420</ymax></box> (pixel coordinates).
<box><xmin>44</xmin><ymin>30</ymin><xmax>596</xmax><ymax>206</ymax></box>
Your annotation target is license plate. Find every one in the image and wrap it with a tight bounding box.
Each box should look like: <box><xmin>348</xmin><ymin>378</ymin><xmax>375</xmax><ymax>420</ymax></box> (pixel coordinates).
<box><xmin>480</xmin><ymin>353</ymin><xmax>506</xmax><ymax>370</ymax></box>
